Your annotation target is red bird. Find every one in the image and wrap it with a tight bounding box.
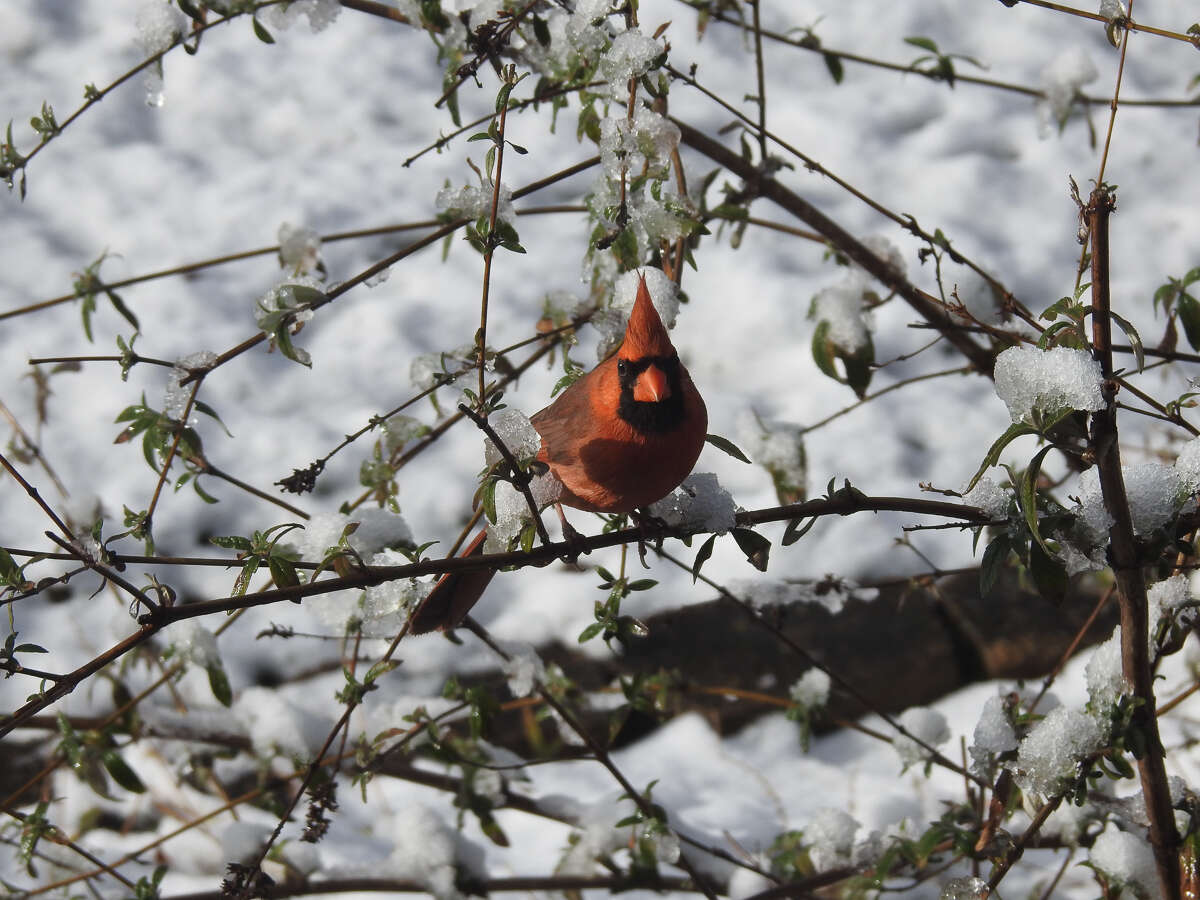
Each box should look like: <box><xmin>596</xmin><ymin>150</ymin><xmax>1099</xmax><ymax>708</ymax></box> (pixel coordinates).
<box><xmin>410</xmin><ymin>272</ymin><xmax>707</xmax><ymax>633</ymax></box>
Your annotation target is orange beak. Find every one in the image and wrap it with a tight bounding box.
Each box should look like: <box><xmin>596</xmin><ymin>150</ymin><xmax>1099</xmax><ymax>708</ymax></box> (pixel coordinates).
<box><xmin>632</xmin><ymin>363</ymin><xmax>669</xmax><ymax>403</ymax></box>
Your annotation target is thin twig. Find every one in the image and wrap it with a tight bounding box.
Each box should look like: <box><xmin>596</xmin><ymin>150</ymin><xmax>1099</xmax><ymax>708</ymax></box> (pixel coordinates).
<box><xmin>1085</xmin><ymin>183</ymin><xmax>1180</xmax><ymax>898</ymax></box>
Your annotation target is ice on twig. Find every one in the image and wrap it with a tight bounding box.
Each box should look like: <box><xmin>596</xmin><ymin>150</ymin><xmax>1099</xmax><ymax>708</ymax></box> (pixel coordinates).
<box><xmin>648</xmin><ymin>472</ymin><xmax>737</xmax><ymax>534</ymax></box>
<box><xmin>740</xmin><ymin>578</ymin><xmax>877</xmax><ymax>615</ymax></box>
<box><xmin>295</xmin><ymin>508</ymin><xmax>414</xmax><ymax>563</ymax></box>
<box><xmin>484</xmin><ymin>408</ymin><xmax>541</xmax><ymax>467</ymax></box>
<box><xmin>806</xmin><ymin>808</ymin><xmax>860</xmax><ymax>872</ymax></box>
<box><xmin>1089</xmin><ymin>828</ymin><xmax>1159</xmax><ymax>899</ymax></box>
<box><xmin>940</xmin><ymin>876</ymin><xmax>988</xmax><ymax>900</ymax></box>
<box><xmin>809</xmin><ymin>237</ymin><xmax>902</xmax><ymax>354</ymax></box>
<box><xmin>1086</xmin><ymin>573</ymin><xmax>1192</xmax><ymax>714</ymax></box>
<box><xmin>1009</xmin><ymin>705</ymin><xmax>1102</xmax><ymax>796</ymax></box>
<box><xmin>789</xmin><ymin>668</ymin><xmax>831</xmax><ymax>712</ymax></box>
<box><xmin>362</xmin><ymin>550</ymin><xmax>430</xmax><ymax>635</ymax></box>
<box><xmin>968</xmin><ymin>694</ymin><xmax>1018</xmax><ymax>776</ymax></box>
<box><xmin>992</xmin><ymin>345</ymin><xmax>1104</xmax><ymax>424</ymax></box>
<box><xmin>598</xmin><ymin>107</ymin><xmax>680</xmax><ymax>184</ymax></box>
<box><xmin>410</xmin><ymin>346</ymin><xmax>476</xmax><ymax>393</ymax></box>
<box><xmin>743</xmin><ymin>416</ymin><xmax>807</xmax><ymax>502</ymax></box>
<box><xmin>500</xmin><ymin>641</ymin><xmax>545</xmax><ymax>698</ymax></box>
<box><xmin>260</xmin><ymin>0</ymin><xmax>341</xmax><ymax>32</ymax></box>
<box><xmin>168</xmin><ymin>619</ymin><xmax>219</xmax><ymax>668</ymax></box>
<box><xmin>135</xmin><ymin>0</ymin><xmax>185</xmax><ymax>55</ymax></box>
<box><xmin>484</xmin><ymin>480</ymin><xmax>533</xmax><ymax>553</ymax></box>
<box><xmin>436</xmin><ymin>181</ymin><xmax>515</xmax><ymax>226</ymax></box>
<box><xmin>135</xmin><ymin>0</ymin><xmax>186</xmax><ymax>105</ymax></box>
<box><xmin>1175</xmin><ymin>435</ymin><xmax>1200</xmax><ymax>492</ymax></box>
<box><xmin>961</xmin><ymin>476</ymin><xmax>1009</xmax><ymax>519</ymax></box>
<box><xmin>1037</xmin><ymin>47</ymin><xmax>1098</xmax><ymax>135</ymax></box>
<box><xmin>955</xmin><ymin>271</ymin><xmax>1003</xmax><ymax>326</ymax></box>
<box><xmin>278</xmin><ymin>223</ymin><xmax>323</xmax><ymax>276</ymax></box>
<box><xmin>892</xmin><ymin>706</ymin><xmax>950</xmax><ymax>768</ymax></box>
<box><xmin>164</xmin><ymin>351</ymin><xmax>216</xmax><ymax>422</ymax></box>
<box><xmin>1085</xmin><ymin>631</ymin><xmax>1127</xmax><ymax>716</ymax></box>
<box><xmin>598</xmin><ymin>29</ymin><xmax>664</xmax><ymax>95</ymax></box>
<box><xmin>1072</xmin><ymin>463</ymin><xmax>1181</xmax><ymax>543</ymax></box>
<box><xmin>565</xmin><ymin>0</ymin><xmax>614</xmax><ymax>58</ymax></box>
<box><xmin>811</xmin><ymin>281</ymin><xmax>870</xmax><ymax>353</ymax></box>
<box><xmin>559</xmin><ymin>820</ymin><xmax>625</xmax><ymax>875</ymax></box>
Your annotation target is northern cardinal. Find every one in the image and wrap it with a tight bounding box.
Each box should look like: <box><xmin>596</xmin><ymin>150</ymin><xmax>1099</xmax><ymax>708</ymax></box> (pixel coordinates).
<box><xmin>410</xmin><ymin>271</ymin><xmax>707</xmax><ymax>633</ymax></box>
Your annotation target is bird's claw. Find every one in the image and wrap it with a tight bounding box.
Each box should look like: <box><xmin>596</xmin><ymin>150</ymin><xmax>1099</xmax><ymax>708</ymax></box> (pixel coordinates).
<box><xmin>631</xmin><ymin>509</ymin><xmax>668</xmax><ymax>569</ymax></box>
<box><xmin>558</xmin><ymin>517</ymin><xmax>586</xmax><ymax>563</ymax></box>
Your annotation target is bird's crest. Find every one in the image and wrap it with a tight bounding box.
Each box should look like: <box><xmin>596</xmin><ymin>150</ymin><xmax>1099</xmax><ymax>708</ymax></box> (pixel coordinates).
<box><xmin>621</xmin><ymin>272</ymin><xmax>675</xmax><ymax>360</ymax></box>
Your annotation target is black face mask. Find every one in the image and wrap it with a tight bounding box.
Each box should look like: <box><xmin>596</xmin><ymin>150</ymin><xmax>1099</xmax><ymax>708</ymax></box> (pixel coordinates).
<box><xmin>616</xmin><ymin>353</ymin><xmax>686</xmax><ymax>434</ymax></box>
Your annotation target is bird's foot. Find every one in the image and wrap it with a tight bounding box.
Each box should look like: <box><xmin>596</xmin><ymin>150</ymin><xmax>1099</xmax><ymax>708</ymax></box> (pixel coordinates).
<box><xmin>630</xmin><ymin>509</ymin><xmax>669</xmax><ymax>569</ymax></box>
<box><xmin>555</xmin><ymin>504</ymin><xmax>587</xmax><ymax>563</ymax></box>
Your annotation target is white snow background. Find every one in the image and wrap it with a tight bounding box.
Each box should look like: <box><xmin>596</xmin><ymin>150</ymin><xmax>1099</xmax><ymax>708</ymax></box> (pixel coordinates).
<box><xmin>3</xmin><ymin>1</ymin><xmax>1200</xmax><ymax>897</ymax></box>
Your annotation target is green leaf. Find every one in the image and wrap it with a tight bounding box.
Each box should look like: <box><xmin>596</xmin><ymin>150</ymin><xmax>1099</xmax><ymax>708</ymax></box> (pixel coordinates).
<box><xmin>842</xmin><ymin>334</ymin><xmax>875</xmax><ymax>399</ymax></box>
<box><xmin>267</xmin><ymin>556</ymin><xmax>300</xmax><ymax>589</ymax></box>
<box><xmin>1029</xmin><ymin>537</ymin><xmax>1068</xmax><ymax>603</ymax></box>
<box><xmin>979</xmin><ymin>535</ymin><xmax>1010</xmax><ymax>596</ymax></box>
<box><xmin>1108</xmin><ymin>310</ymin><xmax>1143</xmax><ymax>373</ymax></box>
<box><xmin>364</xmin><ymin>659</ymin><xmax>399</xmax><ymax>685</ymax></box>
<box><xmin>609</xmin><ymin>226</ymin><xmax>639</xmax><ymax>269</ymax></box>
<box><xmin>731</xmin><ymin>527</ymin><xmax>770</xmax><ymax>572</ymax></box>
<box><xmin>194</xmin><ymin>400</ymin><xmax>233</xmax><ymax>436</ymax></box>
<box><xmin>578</xmin><ymin>621</ymin><xmax>604</xmax><ymax>643</ymax></box>
<box><xmin>782</xmin><ymin>517</ymin><xmax>816</xmax><ymax>547</ymax></box>
<box><xmin>101</xmin><ymin>750</ymin><xmax>146</xmax><ymax>794</ymax></box>
<box><xmin>823</xmin><ymin>53</ymin><xmax>844</xmax><ymax>84</ymax></box>
<box><xmin>252</xmin><ymin>16</ymin><xmax>275</xmax><ymax>43</ymax></box>
<box><xmin>106</xmin><ymin>290</ymin><xmax>140</xmax><ymax>333</ymax></box>
<box><xmin>177</xmin><ymin>0</ymin><xmax>204</xmax><ymax>22</ymax></box>
<box><xmin>627</xmin><ymin>579</ymin><xmax>658</xmax><ymax>592</ymax></box>
<box><xmin>192</xmin><ymin>477</ymin><xmax>219</xmax><ymax>504</ymax></box>
<box><xmin>704</xmin><ymin>433</ymin><xmax>751</xmax><ymax>463</ymax></box>
<box><xmin>691</xmin><ymin>533</ymin><xmax>716</xmax><ymax>582</ymax></box>
<box><xmin>232</xmin><ymin>558</ymin><xmax>260</xmax><ymax>597</ymax></box>
<box><xmin>210</xmin><ymin>535</ymin><xmax>253</xmax><ymax>551</ymax></box>
<box><xmin>904</xmin><ymin>36</ymin><xmax>940</xmax><ymax>53</ymax></box>
<box><xmin>964</xmin><ymin>420</ymin><xmax>1038</xmax><ymax>493</ymax></box>
<box><xmin>811</xmin><ymin>319</ymin><xmax>839</xmax><ymax>381</ymax></box>
<box><xmin>1178</xmin><ymin>293</ymin><xmax>1200</xmax><ymax>351</ymax></box>
<box><xmin>207</xmin><ymin>662</ymin><xmax>233</xmax><ymax>707</ymax></box>
<box><xmin>480</xmin><ymin>477</ymin><xmax>498</xmax><ymax>526</ymax></box>
<box><xmin>1019</xmin><ymin>444</ymin><xmax>1057</xmax><ymax>558</ymax></box>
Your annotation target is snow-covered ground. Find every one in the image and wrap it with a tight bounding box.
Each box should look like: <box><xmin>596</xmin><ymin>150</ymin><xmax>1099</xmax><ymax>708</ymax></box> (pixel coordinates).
<box><xmin>3</xmin><ymin>1</ymin><xmax>1200</xmax><ymax>897</ymax></box>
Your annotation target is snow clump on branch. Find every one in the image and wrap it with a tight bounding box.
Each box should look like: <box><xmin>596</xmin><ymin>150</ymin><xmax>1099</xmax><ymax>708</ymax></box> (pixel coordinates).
<box><xmin>1008</xmin><ymin>705</ymin><xmax>1103</xmax><ymax>797</ymax></box>
<box><xmin>809</xmin><ymin>236</ymin><xmax>905</xmax><ymax>354</ymax></box>
<box><xmin>992</xmin><ymin>344</ymin><xmax>1104</xmax><ymax>424</ymax></box>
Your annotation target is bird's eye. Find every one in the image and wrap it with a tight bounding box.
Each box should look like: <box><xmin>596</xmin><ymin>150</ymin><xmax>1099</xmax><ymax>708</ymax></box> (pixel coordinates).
<box><xmin>617</xmin><ymin>359</ymin><xmax>629</xmax><ymax>377</ymax></box>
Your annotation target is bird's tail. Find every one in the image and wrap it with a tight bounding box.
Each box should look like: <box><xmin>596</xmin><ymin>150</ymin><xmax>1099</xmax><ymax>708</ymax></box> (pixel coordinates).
<box><xmin>408</xmin><ymin>529</ymin><xmax>494</xmax><ymax>634</ymax></box>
